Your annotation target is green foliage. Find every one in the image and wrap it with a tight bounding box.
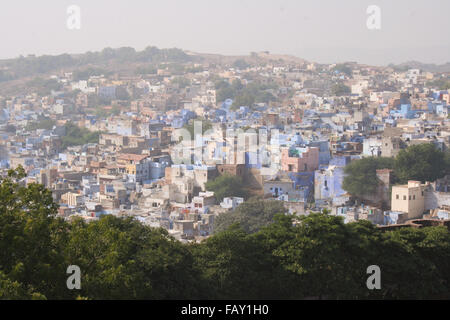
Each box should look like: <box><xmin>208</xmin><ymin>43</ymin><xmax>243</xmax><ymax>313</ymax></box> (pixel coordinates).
<box><xmin>61</xmin><ymin>122</ymin><xmax>101</xmax><ymax>148</ymax></box>
<box><xmin>0</xmin><ymin>168</ymin><xmax>204</xmax><ymax>299</ymax></box>
<box><xmin>4</xmin><ymin>124</ymin><xmax>16</xmax><ymax>133</ymax></box>
<box><xmin>205</xmin><ymin>174</ymin><xmax>247</xmax><ymax>203</ymax></box>
<box><xmin>263</xmin><ymin>213</ymin><xmax>355</xmax><ymax>298</ymax></box>
<box><xmin>0</xmin><ymin>271</ymin><xmax>45</xmax><ymax>300</ymax></box>
<box><xmin>136</xmin><ymin>47</ymin><xmax>191</xmax><ymax>63</ymax></box>
<box><xmin>215</xmin><ymin>81</ymin><xmax>235</xmax><ymax>102</ymax></box>
<box><xmin>343</xmin><ymin>144</ymin><xmax>449</xmax><ymax>199</ymax></box>
<box><xmin>92</xmin><ymin>105</ymin><xmax>121</xmax><ymax>118</ymax></box>
<box><xmin>134</xmin><ymin>65</ymin><xmax>157</xmax><ymax>75</ymax></box>
<box><xmin>333</xmin><ymin>64</ymin><xmax>353</xmax><ymax>76</ymax></box>
<box><xmin>171</xmin><ymin>77</ymin><xmax>191</xmax><ymax>89</ymax></box>
<box><xmin>73</xmin><ymin>68</ymin><xmax>109</xmax><ymax>81</ymax></box>
<box><xmin>426</xmin><ymin>77</ymin><xmax>450</xmax><ymax>90</ymax></box>
<box><xmin>331</xmin><ymin>82</ymin><xmax>351</xmax><ymax>96</ymax></box>
<box><xmin>0</xmin><ymin>47</ymin><xmax>191</xmax><ymax>82</ymax></box>
<box><xmin>0</xmin><ymin>166</ymin><xmax>66</xmax><ymax>299</ymax></box>
<box><xmin>182</xmin><ymin>119</ymin><xmax>212</xmax><ymax>140</ymax></box>
<box><xmin>2</xmin><ymin>167</ymin><xmax>450</xmax><ymax>300</ymax></box>
<box><xmin>115</xmin><ymin>86</ymin><xmax>131</xmax><ymax>101</ymax></box>
<box><xmin>0</xmin><ymin>70</ymin><xmax>14</xmax><ymax>82</ymax></box>
<box><xmin>214</xmin><ymin>79</ymin><xmax>230</xmax><ymax>90</ymax></box>
<box><xmin>254</xmin><ymin>213</ymin><xmax>450</xmax><ymax>299</ymax></box>
<box><xmin>213</xmin><ymin>198</ymin><xmax>286</xmax><ymax>234</ymax></box>
<box><xmin>87</xmin><ymin>93</ymin><xmax>111</xmax><ymax>108</ymax></box>
<box><xmin>232</xmin><ymin>59</ymin><xmax>250</xmax><ymax>70</ymax></box>
<box><xmin>65</xmin><ymin>216</ymin><xmax>203</xmax><ymax>299</ymax></box>
<box><xmin>343</xmin><ymin>157</ymin><xmax>395</xmax><ymax>197</ymax></box>
<box><xmin>1</xmin><ymin>54</ymin><xmax>75</xmax><ymax>81</ymax></box>
<box><xmin>26</xmin><ymin>77</ymin><xmax>62</xmax><ymax>96</ymax></box>
<box><xmin>231</xmin><ymin>92</ymin><xmax>255</xmax><ymax>109</ymax></box>
<box><xmin>191</xmin><ymin>223</ymin><xmax>295</xmax><ymax>299</ymax></box>
<box><xmin>214</xmin><ymin>78</ymin><xmax>278</xmax><ymax>106</ymax></box>
<box><xmin>25</xmin><ymin>118</ymin><xmax>56</xmax><ymax>131</ymax></box>
<box><xmin>394</xmin><ymin>143</ymin><xmax>449</xmax><ymax>183</ymax></box>
<box><xmin>185</xmin><ymin>66</ymin><xmax>204</xmax><ymax>73</ymax></box>
<box><xmin>165</xmin><ymin>63</ymin><xmax>186</xmax><ymax>75</ymax></box>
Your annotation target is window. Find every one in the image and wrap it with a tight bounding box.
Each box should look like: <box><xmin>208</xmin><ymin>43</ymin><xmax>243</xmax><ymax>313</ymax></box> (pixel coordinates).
<box><xmin>396</xmin><ymin>194</ymin><xmax>399</xmax><ymax>199</ymax></box>
<box><xmin>409</xmin><ymin>195</ymin><xmax>411</xmax><ymax>200</ymax></box>
<box><xmin>413</xmin><ymin>195</ymin><xmax>415</xmax><ymax>200</ymax></box>
<box><xmin>403</xmin><ymin>196</ymin><xmax>406</xmax><ymax>200</ymax></box>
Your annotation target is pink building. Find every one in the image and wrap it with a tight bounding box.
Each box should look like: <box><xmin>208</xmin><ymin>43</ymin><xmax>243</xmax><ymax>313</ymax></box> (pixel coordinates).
<box><xmin>281</xmin><ymin>147</ymin><xmax>319</xmax><ymax>172</ymax></box>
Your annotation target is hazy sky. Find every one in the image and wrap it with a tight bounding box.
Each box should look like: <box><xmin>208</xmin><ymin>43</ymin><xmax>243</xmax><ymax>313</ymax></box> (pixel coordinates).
<box><xmin>1</xmin><ymin>0</ymin><xmax>449</xmax><ymax>65</ymax></box>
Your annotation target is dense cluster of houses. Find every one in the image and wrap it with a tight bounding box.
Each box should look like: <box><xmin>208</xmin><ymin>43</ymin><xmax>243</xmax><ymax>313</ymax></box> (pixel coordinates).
<box><xmin>1</xmin><ymin>52</ymin><xmax>449</xmax><ymax>241</ymax></box>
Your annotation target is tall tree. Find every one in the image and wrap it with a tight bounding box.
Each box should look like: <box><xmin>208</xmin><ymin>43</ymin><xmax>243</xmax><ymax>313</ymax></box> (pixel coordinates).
<box><xmin>214</xmin><ymin>198</ymin><xmax>286</xmax><ymax>234</ymax></box>
<box><xmin>342</xmin><ymin>157</ymin><xmax>395</xmax><ymax>197</ymax></box>
<box><xmin>0</xmin><ymin>166</ymin><xmax>69</xmax><ymax>299</ymax></box>
<box><xmin>205</xmin><ymin>174</ymin><xmax>247</xmax><ymax>203</ymax></box>
<box><xmin>394</xmin><ymin>143</ymin><xmax>449</xmax><ymax>183</ymax></box>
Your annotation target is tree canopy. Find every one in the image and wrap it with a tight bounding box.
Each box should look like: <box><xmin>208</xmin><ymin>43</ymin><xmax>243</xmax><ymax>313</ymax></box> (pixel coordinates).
<box><xmin>331</xmin><ymin>83</ymin><xmax>351</xmax><ymax>96</ymax></box>
<box><xmin>332</xmin><ymin>64</ymin><xmax>353</xmax><ymax>77</ymax></box>
<box><xmin>204</xmin><ymin>174</ymin><xmax>247</xmax><ymax>203</ymax></box>
<box><xmin>182</xmin><ymin>119</ymin><xmax>212</xmax><ymax>140</ymax></box>
<box><xmin>232</xmin><ymin>59</ymin><xmax>250</xmax><ymax>70</ymax></box>
<box><xmin>213</xmin><ymin>198</ymin><xmax>286</xmax><ymax>234</ymax></box>
<box><xmin>343</xmin><ymin>143</ymin><xmax>450</xmax><ymax>199</ymax></box>
<box><xmin>1</xmin><ymin>167</ymin><xmax>450</xmax><ymax>300</ymax></box>
<box><xmin>394</xmin><ymin>143</ymin><xmax>450</xmax><ymax>183</ymax></box>
<box><xmin>0</xmin><ymin>46</ymin><xmax>192</xmax><ymax>83</ymax></box>
<box><xmin>342</xmin><ymin>157</ymin><xmax>395</xmax><ymax>197</ymax></box>
<box><xmin>61</xmin><ymin>122</ymin><xmax>101</xmax><ymax>149</ymax></box>
<box><xmin>214</xmin><ymin>78</ymin><xmax>278</xmax><ymax>107</ymax></box>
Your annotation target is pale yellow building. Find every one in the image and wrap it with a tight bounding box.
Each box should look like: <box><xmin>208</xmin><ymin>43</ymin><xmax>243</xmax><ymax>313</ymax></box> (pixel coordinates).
<box><xmin>62</xmin><ymin>192</ymin><xmax>84</xmax><ymax>207</ymax></box>
<box><xmin>391</xmin><ymin>181</ymin><xmax>426</xmax><ymax>219</ymax></box>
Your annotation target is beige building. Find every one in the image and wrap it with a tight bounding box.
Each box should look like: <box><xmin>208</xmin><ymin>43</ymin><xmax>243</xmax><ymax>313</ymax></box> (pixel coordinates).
<box><xmin>62</xmin><ymin>192</ymin><xmax>85</xmax><ymax>207</ymax></box>
<box><xmin>391</xmin><ymin>181</ymin><xmax>427</xmax><ymax>219</ymax></box>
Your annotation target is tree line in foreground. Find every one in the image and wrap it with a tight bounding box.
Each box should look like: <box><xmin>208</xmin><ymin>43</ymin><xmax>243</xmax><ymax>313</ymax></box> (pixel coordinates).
<box><xmin>1</xmin><ymin>167</ymin><xmax>449</xmax><ymax>300</ymax></box>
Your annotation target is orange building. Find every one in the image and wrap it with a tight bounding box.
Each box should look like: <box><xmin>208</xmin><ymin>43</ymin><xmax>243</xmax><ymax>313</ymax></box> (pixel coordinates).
<box><xmin>281</xmin><ymin>147</ymin><xmax>319</xmax><ymax>173</ymax></box>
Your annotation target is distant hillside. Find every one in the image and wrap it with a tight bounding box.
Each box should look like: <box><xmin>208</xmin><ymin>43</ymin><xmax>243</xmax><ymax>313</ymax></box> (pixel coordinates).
<box><xmin>1</xmin><ymin>44</ymin><xmax>448</xmax><ymax>91</ymax></box>
<box><xmin>186</xmin><ymin>50</ymin><xmax>309</xmax><ymax>67</ymax></box>
<box><xmin>0</xmin><ymin>46</ymin><xmax>195</xmax><ymax>83</ymax></box>
<box><xmin>389</xmin><ymin>61</ymin><xmax>450</xmax><ymax>73</ymax></box>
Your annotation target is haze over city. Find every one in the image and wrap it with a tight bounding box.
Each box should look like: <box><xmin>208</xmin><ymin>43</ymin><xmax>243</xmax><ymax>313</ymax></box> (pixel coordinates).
<box><xmin>1</xmin><ymin>0</ymin><xmax>449</xmax><ymax>65</ymax></box>
<box><xmin>1</xmin><ymin>0</ymin><xmax>450</xmax><ymax>305</ymax></box>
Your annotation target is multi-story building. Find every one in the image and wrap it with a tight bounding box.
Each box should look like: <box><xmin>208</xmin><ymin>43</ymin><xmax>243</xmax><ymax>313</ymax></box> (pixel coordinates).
<box><xmin>391</xmin><ymin>181</ymin><xmax>427</xmax><ymax>220</ymax></box>
<box><xmin>281</xmin><ymin>146</ymin><xmax>319</xmax><ymax>173</ymax></box>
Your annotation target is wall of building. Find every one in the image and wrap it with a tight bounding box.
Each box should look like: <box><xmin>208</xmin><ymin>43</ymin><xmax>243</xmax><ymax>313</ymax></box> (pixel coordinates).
<box><xmin>425</xmin><ymin>191</ymin><xmax>450</xmax><ymax>210</ymax></box>
<box><xmin>281</xmin><ymin>147</ymin><xmax>319</xmax><ymax>172</ymax></box>
<box><xmin>391</xmin><ymin>181</ymin><xmax>426</xmax><ymax>219</ymax></box>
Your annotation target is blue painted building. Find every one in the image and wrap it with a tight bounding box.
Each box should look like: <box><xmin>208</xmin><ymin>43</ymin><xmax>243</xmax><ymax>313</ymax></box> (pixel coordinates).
<box><xmin>314</xmin><ymin>156</ymin><xmax>351</xmax><ymax>205</ymax></box>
